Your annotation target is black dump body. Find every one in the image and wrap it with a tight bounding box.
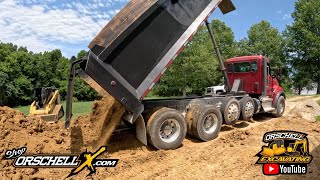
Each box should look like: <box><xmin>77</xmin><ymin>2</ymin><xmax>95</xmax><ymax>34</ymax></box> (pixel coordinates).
<box><xmin>88</xmin><ymin>0</ymin><xmax>212</xmax><ymax>89</ymax></box>
<box><xmin>72</xmin><ymin>0</ymin><xmax>235</xmax><ymax>124</ymax></box>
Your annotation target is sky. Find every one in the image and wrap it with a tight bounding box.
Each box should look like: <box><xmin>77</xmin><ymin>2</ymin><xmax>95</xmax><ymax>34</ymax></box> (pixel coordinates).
<box><xmin>0</xmin><ymin>0</ymin><xmax>295</xmax><ymax>58</ymax></box>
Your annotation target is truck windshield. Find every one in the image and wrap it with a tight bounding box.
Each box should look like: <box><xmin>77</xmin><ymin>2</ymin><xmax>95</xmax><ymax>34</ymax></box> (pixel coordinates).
<box><xmin>234</xmin><ymin>62</ymin><xmax>250</xmax><ymax>72</ymax></box>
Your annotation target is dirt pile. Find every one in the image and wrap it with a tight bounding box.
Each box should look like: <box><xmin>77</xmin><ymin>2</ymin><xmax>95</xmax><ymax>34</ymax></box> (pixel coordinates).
<box><xmin>0</xmin><ymin>106</ymin><xmax>70</xmax><ymax>179</ymax></box>
<box><xmin>0</xmin><ymin>96</ymin><xmax>125</xmax><ymax>155</ymax></box>
<box><xmin>0</xmin><ymin>106</ymin><xmax>70</xmax><ymax>154</ymax></box>
<box><xmin>288</xmin><ymin>99</ymin><xmax>320</xmax><ymax>121</ymax></box>
<box><xmin>0</xmin><ymin>96</ymin><xmax>126</xmax><ymax>179</ymax></box>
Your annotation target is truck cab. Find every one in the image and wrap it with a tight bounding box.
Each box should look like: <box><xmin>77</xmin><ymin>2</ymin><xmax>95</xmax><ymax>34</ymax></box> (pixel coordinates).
<box><xmin>226</xmin><ymin>55</ymin><xmax>285</xmax><ymax>116</ymax></box>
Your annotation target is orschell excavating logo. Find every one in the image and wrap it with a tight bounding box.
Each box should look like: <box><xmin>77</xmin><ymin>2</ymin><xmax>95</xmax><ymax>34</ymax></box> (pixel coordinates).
<box><xmin>5</xmin><ymin>146</ymin><xmax>119</xmax><ymax>177</ymax></box>
<box><xmin>255</xmin><ymin>131</ymin><xmax>313</xmax><ymax>175</ymax></box>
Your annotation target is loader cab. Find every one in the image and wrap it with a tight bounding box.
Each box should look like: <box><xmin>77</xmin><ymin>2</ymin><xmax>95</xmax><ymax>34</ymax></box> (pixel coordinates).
<box><xmin>225</xmin><ymin>55</ymin><xmax>282</xmax><ymax>98</ymax></box>
<box><xmin>33</xmin><ymin>88</ymin><xmax>54</xmax><ymax>108</ymax></box>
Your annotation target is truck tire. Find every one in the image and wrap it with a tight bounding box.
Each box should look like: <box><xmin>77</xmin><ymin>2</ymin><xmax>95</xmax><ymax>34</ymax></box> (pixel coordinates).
<box><xmin>239</xmin><ymin>97</ymin><xmax>255</xmax><ymax>121</ymax></box>
<box><xmin>252</xmin><ymin>98</ymin><xmax>261</xmax><ymax>114</ymax></box>
<box><xmin>272</xmin><ymin>96</ymin><xmax>285</xmax><ymax>117</ymax></box>
<box><xmin>146</xmin><ymin>108</ymin><xmax>187</xmax><ymax>150</ymax></box>
<box><xmin>221</xmin><ymin>98</ymin><xmax>240</xmax><ymax>125</ymax></box>
<box><xmin>187</xmin><ymin>105</ymin><xmax>222</xmax><ymax>141</ymax></box>
<box><xmin>186</xmin><ymin>106</ymin><xmax>201</xmax><ymax>136</ymax></box>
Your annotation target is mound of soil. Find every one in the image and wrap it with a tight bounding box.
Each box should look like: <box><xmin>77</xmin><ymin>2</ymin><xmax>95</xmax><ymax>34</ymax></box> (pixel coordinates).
<box><xmin>0</xmin><ymin>106</ymin><xmax>70</xmax><ymax>154</ymax></box>
<box><xmin>0</xmin><ymin>106</ymin><xmax>70</xmax><ymax>179</ymax></box>
<box><xmin>288</xmin><ymin>99</ymin><xmax>320</xmax><ymax>121</ymax></box>
<box><xmin>0</xmin><ymin>96</ymin><xmax>126</xmax><ymax>179</ymax></box>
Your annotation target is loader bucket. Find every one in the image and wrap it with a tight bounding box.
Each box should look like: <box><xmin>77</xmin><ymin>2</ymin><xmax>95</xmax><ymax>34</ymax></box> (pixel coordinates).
<box><xmin>69</xmin><ymin>0</ymin><xmax>235</xmax><ymax>124</ymax></box>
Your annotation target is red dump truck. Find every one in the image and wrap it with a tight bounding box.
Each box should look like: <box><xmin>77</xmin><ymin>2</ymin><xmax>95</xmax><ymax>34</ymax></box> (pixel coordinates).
<box><xmin>65</xmin><ymin>0</ymin><xmax>285</xmax><ymax>150</ymax></box>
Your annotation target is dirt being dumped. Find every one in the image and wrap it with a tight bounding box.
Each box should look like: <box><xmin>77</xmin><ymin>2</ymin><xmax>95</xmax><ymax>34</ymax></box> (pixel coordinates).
<box><xmin>0</xmin><ymin>96</ymin><xmax>125</xmax><ymax>179</ymax></box>
<box><xmin>71</xmin><ymin>96</ymin><xmax>125</xmax><ymax>152</ymax></box>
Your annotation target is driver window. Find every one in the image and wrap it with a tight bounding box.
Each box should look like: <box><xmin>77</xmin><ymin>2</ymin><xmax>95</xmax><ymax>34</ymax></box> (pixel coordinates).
<box><xmin>227</xmin><ymin>64</ymin><xmax>233</xmax><ymax>73</ymax></box>
<box><xmin>251</xmin><ymin>61</ymin><xmax>258</xmax><ymax>72</ymax></box>
<box><xmin>267</xmin><ymin>63</ymin><xmax>271</xmax><ymax>76</ymax></box>
<box><xmin>234</xmin><ymin>62</ymin><xmax>250</xmax><ymax>72</ymax></box>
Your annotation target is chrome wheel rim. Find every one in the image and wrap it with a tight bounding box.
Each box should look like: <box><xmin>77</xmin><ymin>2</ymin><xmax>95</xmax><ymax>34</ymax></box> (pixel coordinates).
<box><xmin>203</xmin><ymin>113</ymin><xmax>218</xmax><ymax>134</ymax></box>
<box><xmin>244</xmin><ymin>101</ymin><xmax>254</xmax><ymax>118</ymax></box>
<box><xmin>159</xmin><ymin>119</ymin><xmax>180</xmax><ymax>143</ymax></box>
<box><xmin>227</xmin><ymin>103</ymin><xmax>239</xmax><ymax>122</ymax></box>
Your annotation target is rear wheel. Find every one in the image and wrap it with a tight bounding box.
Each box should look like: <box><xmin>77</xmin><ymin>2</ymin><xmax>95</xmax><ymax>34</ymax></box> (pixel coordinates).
<box><xmin>273</xmin><ymin>96</ymin><xmax>285</xmax><ymax>117</ymax></box>
<box><xmin>146</xmin><ymin>108</ymin><xmax>187</xmax><ymax>150</ymax></box>
<box><xmin>187</xmin><ymin>105</ymin><xmax>222</xmax><ymax>141</ymax></box>
<box><xmin>221</xmin><ymin>98</ymin><xmax>240</xmax><ymax>125</ymax></box>
<box><xmin>239</xmin><ymin>97</ymin><xmax>255</xmax><ymax>121</ymax></box>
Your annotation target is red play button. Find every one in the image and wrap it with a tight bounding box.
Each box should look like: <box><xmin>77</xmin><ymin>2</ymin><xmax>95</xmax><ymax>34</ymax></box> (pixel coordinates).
<box><xmin>263</xmin><ymin>164</ymin><xmax>279</xmax><ymax>175</ymax></box>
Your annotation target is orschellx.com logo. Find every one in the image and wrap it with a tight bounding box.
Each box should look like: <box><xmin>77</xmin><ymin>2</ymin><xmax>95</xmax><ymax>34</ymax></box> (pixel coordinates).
<box><xmin>5</xmin><ymin>146</ymin><xmax>119</xmax><ymax>177</ymax></box>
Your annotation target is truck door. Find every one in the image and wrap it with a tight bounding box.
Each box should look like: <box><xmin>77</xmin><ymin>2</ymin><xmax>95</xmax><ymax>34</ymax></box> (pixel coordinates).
<box><xmin>266</xmin><ymin>62</ymin><xmax>273</xmax><ymax>97</ymax></box>
<box><xmin>251</xmin><ymin>61</ymin><xmax>260</xmax><ymax>94</ymax></box>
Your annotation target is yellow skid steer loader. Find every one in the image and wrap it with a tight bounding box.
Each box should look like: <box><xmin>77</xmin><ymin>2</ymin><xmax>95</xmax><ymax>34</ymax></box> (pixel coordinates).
<box><xmin>30</xmin><ymin>87</ymin><xmax>64</xmax><ymax>122</ymax></box>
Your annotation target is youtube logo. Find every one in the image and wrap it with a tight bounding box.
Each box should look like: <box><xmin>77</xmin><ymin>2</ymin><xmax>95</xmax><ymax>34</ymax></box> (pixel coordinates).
<box><xmin>263</xmin><ymin>164</ymin><xmax>279</xmax><ymax>175</ymax></box>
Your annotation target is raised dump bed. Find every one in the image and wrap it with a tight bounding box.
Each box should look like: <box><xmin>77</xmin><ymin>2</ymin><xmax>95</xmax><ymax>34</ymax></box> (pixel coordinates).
<box><xmin>69</xmin><ymin>0</ymin><xmax>235</xmax><ymax>124</ymax></box>
<box><xmin>66</xmin><ymin>0</ymin><xmax>287</xmax><ymax>150</ymax></box>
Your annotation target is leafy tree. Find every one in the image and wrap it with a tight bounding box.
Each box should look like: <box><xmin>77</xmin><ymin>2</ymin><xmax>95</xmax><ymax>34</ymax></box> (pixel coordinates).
<box><xmin>233</xmin><ymin>38</ymin><xmax>251</xmax><ymax>56</ymax></box>
<box><xmin>0</xmin><ymin>41</ymin><xmax>99</xmax><ymax>107</ymax></box>
<box><xmin>0</xmin><ymin>71</ymin><xmax>17</xmax><ymax>106</ymax></box>
<box><xmin>77</xmin><ymin>50</ymin><xmax>87</xmax><ymax>59</ymax></box>
<box><xmin>285</xmin><ymin>0</ymin><xmax>320</xmax><ymax>94</ymax></box>
<box><xmin>241</xmin><ymin>20</ymin><xmax>286</xmax><ymax>68</ymax></box>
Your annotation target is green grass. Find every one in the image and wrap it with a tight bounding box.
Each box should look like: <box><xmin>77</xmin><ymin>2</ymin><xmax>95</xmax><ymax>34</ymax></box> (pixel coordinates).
<box><xmin>16</xmin><ymin>101</ymin><xmax>94</xmax><ymax>118</ymax></box>
<box><xmin>144</xmin><ymin>90</ymin><xmax>182</xmax><ymax>100</ymax></box>
<box><xmin>284</xmin><ymin>91</ymin><xmax>294</xmax><ymax>99</ymax></box>
<box><xmin>285</xmin><ymin>92</ymin><xmax>320</xmax><ymax>99</ymax></box>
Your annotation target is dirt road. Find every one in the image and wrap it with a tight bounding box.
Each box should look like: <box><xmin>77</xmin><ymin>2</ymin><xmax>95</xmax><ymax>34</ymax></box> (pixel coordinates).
<box><xmin>1</xmin><ymin>96</ymin><xmax>320</xmax><ymax>179</ymax></box>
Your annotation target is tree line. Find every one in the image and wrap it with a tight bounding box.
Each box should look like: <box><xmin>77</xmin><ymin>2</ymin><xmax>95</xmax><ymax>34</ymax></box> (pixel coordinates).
<box><xmin>0</xmin><ymin>0</ymin><xmax>319</xmax><ymax>107</ymax></box>
<box><xmin>0</xmin><ymin>45</ymin><xmax>98</xmax><ymax>107</ymax></box>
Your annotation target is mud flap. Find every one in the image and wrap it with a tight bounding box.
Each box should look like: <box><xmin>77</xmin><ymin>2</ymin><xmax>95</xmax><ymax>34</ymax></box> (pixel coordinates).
<box><xmin>135</xmin><ymin>115</ymin><xmax>147</xmax><ymax>146</ymax></box>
